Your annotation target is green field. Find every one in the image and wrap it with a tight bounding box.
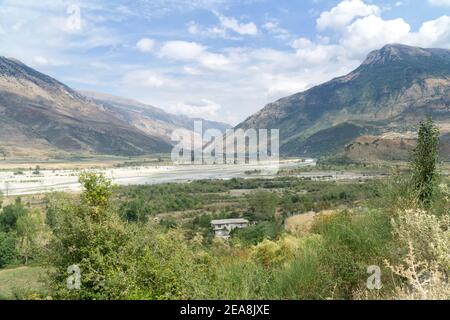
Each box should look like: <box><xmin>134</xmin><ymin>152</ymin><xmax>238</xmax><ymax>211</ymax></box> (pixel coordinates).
<box><xmin>0</xmin><ymin>266</ymin><xmax>46</xmax><ymax>299</ymax></box>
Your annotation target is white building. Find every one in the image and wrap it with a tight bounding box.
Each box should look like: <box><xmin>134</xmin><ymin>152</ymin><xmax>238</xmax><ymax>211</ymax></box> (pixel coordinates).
<box><xmin>211</xmin><ymin>218</ymin><xmax>249</xmax><ymax>239</ymax></box>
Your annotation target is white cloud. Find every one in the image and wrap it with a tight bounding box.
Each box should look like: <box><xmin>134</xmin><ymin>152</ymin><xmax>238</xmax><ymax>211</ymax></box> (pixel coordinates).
<box><xmin>215</xmin><ymin>12</ymin><xmax>258</xmax><ymax>35</ymax></box>
<box><xmin>292</xmin><ymin>38</ymin><xmax>344</xmax><ymax>65</ymax></box>
<box><xmin>428</xmin><ymin>0</ymin><xmax>450</xmax><ymax>6</ymax></box>
<box><xmin>159</xmin><ymin>40</ymin><xmax>232</xmax><ymax>70</ymax></box>
<box><xmin>168</xmin><ymin>99</ymin><xmax>222</xmax><ymax>118</ymax></box>
<box><xmin>186</xmin><ymin>12</ymin><xmax>258</xmax><ymax>39</ymax></box>
<box><xmin>409</xmin><ymin>15</ymin><xmax>450</xmax><ymax>48</ymax></box>
<box><xmin>32</xmin><ymin>56</ymin><xmax>50</xmax><ymax>66</ymax></box>
<box><xmin>262</xmin><ymin>20</ymin><xmax>291</xmax><ymax>40</ymax></box>
<box><xmin>159</xmin><ymin>41</ymin><xmax>206</xmax><ymax>60</ymax></box>
<box><xmin>340</xmin><ymin>15</ymin><xmax>411</xmax><ymax>56</ymax></box>
<box><xmin>317</xmin><ymin>0</ymin><xmax>380</xmax><ymax>30</ymax></box>
<box><xmin>123</xmin><ymin>70</ymin><xmax>169</xmax><ymax>88</ymax></box>
<box><xmin>136</xmin><ymin>38</ymin><xmax>155</xmax><ymax>53</ymax></box>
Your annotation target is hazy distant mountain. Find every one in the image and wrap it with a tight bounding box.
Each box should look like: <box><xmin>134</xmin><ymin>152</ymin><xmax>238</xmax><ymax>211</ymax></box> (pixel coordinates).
<box><xmin>80</xmin><ymin>91</ymin><xmax>231</xmax><ymax>145</ymax></box>
<box><xmin>237</xmin><ymin>44</ymin><xmax>450</xmax><ymax>161</ymax></box>
<box><xmin>0</xmin><ymin>57</ymin><xmax>230</xmax><ymax>159</ymax></box>
<box><xmin>0</xmin><ymin>57</ymin><xmax>174</xmax><ymax>158</ymax></box>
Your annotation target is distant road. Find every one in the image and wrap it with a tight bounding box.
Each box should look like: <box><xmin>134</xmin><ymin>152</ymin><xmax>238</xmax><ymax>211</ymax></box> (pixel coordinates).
<box><xmin>0</xmin><ymin>159</ymin><xmax>317</xmax><ymax>196</ymax></box>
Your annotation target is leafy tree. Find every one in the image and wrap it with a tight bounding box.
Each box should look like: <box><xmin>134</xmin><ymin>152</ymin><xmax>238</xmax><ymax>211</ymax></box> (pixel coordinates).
<box><xmin>46</xmin><ymin>173</ymin><xmax>214</xmax><ymax>299</ymax></box>
<box><xmin>78</xmin><ymin>172</ymin><xmax>113</xmax><ymax>220</ymax></box>
<box><xmin>16</xmin><ymin>211</ymin><xmax>43</xmax><ymax>264</ymax></box>
<box><xmin>0</xmin><ymin>232</ymin><xmax>17</xmax><ymax>268</ymax></box>
<box><xmin>412</xmin><ymin>117</ymin><xmax>440</xmax><ymax>206</ymax></box>
<box><xmin>46</xmin><ymin>173</ymin><xmax>129</xmax><ymax>298</ymax></box>
<box><xmin>32</xmin><ymin>165</ymin><xmax>41</xmax><ymax>175</ymax></box>
<box><xmin>247</xmin><ymin>191</ymin><xmax>279</xmax><ymax>221</ymax></box>
<box><xmin>0</xmin><ymin>198</ymin><xmax>27</xmax><ymax>232</ymax></box>
<box><xmin>45</xmin><ymin>192</ymin><xmax>73</xmax><ymax>230</ymax></box>
<box><xmin>232</xmin><ymin>221</ymin><xmax>283</xmax><ymax>245</ymax></box>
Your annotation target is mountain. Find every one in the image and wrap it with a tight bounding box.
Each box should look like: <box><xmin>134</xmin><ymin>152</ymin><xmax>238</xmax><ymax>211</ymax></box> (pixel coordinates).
<box><xmin>80</xmin><ymin>91</ymin><xmax>231</xmax><ymax>145</ymax></box>
<box><xmin>0</xmin><ymin>57</ymin><xmax>230</xmax><ymax>159</ymax></box>
<box><xmin>237</xmin><ymin>44</ymin><xmax>450</xmax><ymax>161</ymax></box>
<box><xmin>0</xmin><ymin>56</ymin><xmax>174</xmax><ymax>158</ymax></box>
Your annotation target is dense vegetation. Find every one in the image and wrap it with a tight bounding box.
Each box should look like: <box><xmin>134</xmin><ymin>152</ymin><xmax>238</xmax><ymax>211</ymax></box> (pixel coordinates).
<box><xmin>0</xmin><ymin>120</ymin><xmax>448</xmax><ymax>300</ymax></box>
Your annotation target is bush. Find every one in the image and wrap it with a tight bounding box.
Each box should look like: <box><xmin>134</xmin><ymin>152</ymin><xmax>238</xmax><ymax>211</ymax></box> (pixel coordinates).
<box><xmin>0</xmin><ymin>232</ymin><xmax>17</xmax><ymax>268</ymax></box>
<box><xmin>232</xmin><ymin>221</ymin><xmax>283</xmax><ymax>245</ymax></box>
<box><xmin>45</xmin><ymin>173</ymin><xmax>214</xmax><ymax>300</ymax></box>
<box><xmin>0</xmin><ymin>198</ymin><xmax>28</xmax><ymax>232</ymax></box>
<box><xmin>247</xmin><ymin>191</ymin><xmax>279</xmax><ymax>221</ymax></box>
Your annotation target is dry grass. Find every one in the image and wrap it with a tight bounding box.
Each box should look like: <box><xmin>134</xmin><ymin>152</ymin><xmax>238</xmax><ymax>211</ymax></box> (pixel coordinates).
<box><xmin>285</xmin><ymin>210</ymin><xmax>335</xmax><ymax>234</ymax></box>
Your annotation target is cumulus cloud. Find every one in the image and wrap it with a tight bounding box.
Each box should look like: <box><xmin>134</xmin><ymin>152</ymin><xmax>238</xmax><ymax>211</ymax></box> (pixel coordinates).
<box><xmin>291</xmin><ymin>38</ymin><xmax>344</xmax><ymax>65</ymax></box>
<box><xmin>298</xmin><ymin>0</ymin><xmax>450</xmax><ymax>63</ymax></box>
<box><xmin>123</xmin><ymin>70</ymin><xmax>169</xmax><ymax>88</ymax></box>
<box><xmin>317</xmin><ymin>0</ymin><xmax>380</xmax><ymax>31</ymax></box>
<box><xmin>168</xmin><ymin>99</ymin><xmax>222</xmax><ymax>118</ymax></box>
<box><xmin>159</xmin><ymin>41</ymin><xmax>206</xmax><ymax>60</ymax></box>
<box><xmin>158</xmin><ymin>40</ymin><xmax>231</xmax><ymax>70</ymax></box>
<box><xmin>136</xmin><ymin>38</ymin><xmax>155</xmax><ymax>53</ymax></box>
<box><xmin>409</xmin><ymin>15</ymin><xmax>450</xmax><ymax>48</ymax></box>
<box><xmin>215</xmin><ymin>12</ymin><xmax>258</xmax><ymax>35</ymax></box>
<box><xmin>341</xmin><ymin>15</ymin><xmax>411</xmax><ymax>56</ymax></box>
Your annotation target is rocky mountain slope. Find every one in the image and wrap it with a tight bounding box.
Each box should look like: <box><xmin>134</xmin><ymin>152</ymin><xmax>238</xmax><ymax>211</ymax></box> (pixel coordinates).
<box><xmin>0</xmin><ymin>57</ymin><xmax>229</xmax><ymax>159</ymax></box>
<box><xmin>0</xmin><ymin>57</ymin><xmax>173</xmax><ymax>158</ymax></box>
<box><xmin>237</xmin><ymin>44</ymin><xmax>450</xmax><ymax>161</ymax></box>
<box><xmin>81</xmin><ymin>91</ymin><xmax>230</xmax><ymax>145</ymax></box>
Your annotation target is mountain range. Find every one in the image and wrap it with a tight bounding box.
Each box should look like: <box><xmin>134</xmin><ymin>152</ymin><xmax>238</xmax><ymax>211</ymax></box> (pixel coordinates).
<box><xmin>238</xmin><ymin>44</ymin><xmax>450</xmax><ymax>161</ymax></box>
<box><xmin>0</xmin><ymin>57</ymin><xmax>229</xmax><ymax>159</ymax></box>
<box><xmin>1</xmin><ymin>44</ymin><xmax>449</xmax><ymax>162</ymax></box>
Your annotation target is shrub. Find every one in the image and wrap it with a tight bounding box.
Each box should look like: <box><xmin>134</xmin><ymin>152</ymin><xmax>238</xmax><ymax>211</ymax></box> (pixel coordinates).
<box><xmin>0</xmin><ymin>232</ymin><xmax>17</xmax><ymax>267</ymax></box>
<box><xmin>0</xmin><ymin>198</ymin><xmax>28</xmax><ymax>232</ymax></box>
<box><xmin>412</xmin><ymin>117</ymin><xmax>440</xmax><ymax>207</ymax></box>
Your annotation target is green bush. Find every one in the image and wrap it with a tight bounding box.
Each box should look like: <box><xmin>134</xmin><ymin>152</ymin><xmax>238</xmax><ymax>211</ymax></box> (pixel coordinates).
<box><xmin>0</xmin><ymin>198</ymin><xmax>28</xmax><ymax>232</ymax></box>
<box><xmin>232</xmin><ymin>221</ymin><xmax>283</xmax><ymax>245</ymax></box>
<box><xmin>0</xmin><ymin>232</ymin><xmax>17</xmax><ymax>268</ymax></box>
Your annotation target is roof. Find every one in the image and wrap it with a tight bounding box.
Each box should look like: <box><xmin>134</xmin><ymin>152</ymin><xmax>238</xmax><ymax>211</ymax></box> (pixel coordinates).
<box><xmin>211</xmin><ymin>218</ymin><xmax>249</xmax><ymax>225</ymax></box>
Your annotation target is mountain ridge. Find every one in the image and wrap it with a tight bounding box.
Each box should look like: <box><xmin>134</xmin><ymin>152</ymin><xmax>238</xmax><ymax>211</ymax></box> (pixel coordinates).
<box><xmin>80</xmin><ymin>90</ymin><xmax>231</xmax><ymax>144</ymax></box>
<box><xmin>237</xmin><ymin>44</ymin><xmax>450</xmax><ymax>160</ymax></box>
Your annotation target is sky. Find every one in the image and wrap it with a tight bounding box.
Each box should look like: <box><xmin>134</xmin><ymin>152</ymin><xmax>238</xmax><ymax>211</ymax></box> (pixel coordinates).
<box><xmin>0</xmin><ymin>0</ymin><xmax>449</xmax><ymax>125</ymax></box>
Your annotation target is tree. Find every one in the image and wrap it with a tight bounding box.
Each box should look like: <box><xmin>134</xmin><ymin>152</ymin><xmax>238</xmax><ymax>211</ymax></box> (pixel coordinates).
<box><xmin>16</xmin><ymin>211</ymin><xmax>43</xmax><ymax>265</ymax></box>
<box><xmin>78</xmin><ymin>172</ymin><xmax>113</xmax><ymax>220</ymax></box>
<box><xmin>247</xmin><ymin>191</ymin><xmax>279</xmax><ymax>221</ymax></box>
<box><xmin>46</xmin><ymin>173</ymin><xmax>129</xmax><ymax>298</ymax></box>
<box><xmin>0</xmin><ymin>232</ymin><xmax>17</xmax><ymax>268</ymax></box>
<box><xmin>46</xmin><ymin>173</ymin><xmax>213</xmax><ymax>299</ymax></box>
<box><xmin>0</xmin><ymin>197</ymin><xmax>27</xmax><ymax>232</ymax></box>
<box><xmin>412</xmin><ymin>117</ymin><xmax>440</xmax><ymax>207</ymax></box>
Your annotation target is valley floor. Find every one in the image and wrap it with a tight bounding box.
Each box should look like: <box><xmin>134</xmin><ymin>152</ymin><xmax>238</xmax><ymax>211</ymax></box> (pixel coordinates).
<box><xmin>0</xmin><ymin>159</ymin><xmax>318</xmax><ymax>196</ymax></box>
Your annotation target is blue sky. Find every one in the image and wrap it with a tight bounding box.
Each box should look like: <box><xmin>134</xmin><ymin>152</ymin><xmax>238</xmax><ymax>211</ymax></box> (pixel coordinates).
<box><xmin>0</xmin><ymin>0</ymin><xmax>449</xmax><ymax>124</ymax></box>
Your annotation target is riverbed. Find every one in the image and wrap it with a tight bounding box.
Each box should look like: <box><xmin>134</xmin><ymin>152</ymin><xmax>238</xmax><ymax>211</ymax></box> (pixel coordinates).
<box><xmin>0</xmin><ymin>159</ymin><xmax>317</xmax><ymax>196</ymax></box>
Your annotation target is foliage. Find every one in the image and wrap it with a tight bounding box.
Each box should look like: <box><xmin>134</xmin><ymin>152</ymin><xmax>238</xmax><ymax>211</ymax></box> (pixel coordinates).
<box><xmin>78</xmin><ymin>172</ymin><xmax>113</xmax><ymax>219</ymax></box>
<box><xmin>45</xmin><ymin>173</ymin><xmax>214</xmax><ymax>299</ymax></box>
<box><xmin>0</xmin><ymin>232</ymin><xmax>17</xmax><ymax>268</ymax></box>
<box><xmin>16</xmin><ymin>211</ymin><xmax>44</xmax><ymax>265</ymax></box>
<box><xmin>247</xmin><ymin>191</ymin><xmax>279</xmax><ymax>221</ymax></box>
<box><xmin>232</xmin><ymin>221</ymin><xmax>283</xmax><ymax>245</ymax></box>
<box><xmin>412</xmin><ymin>117</ymin><xmax>440</xmax><ymax>207</ymax></box>
<box><xmin>0</xmin><ymin>198</ymin><xmax>27</xmax><ymax>232</ymax></box>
